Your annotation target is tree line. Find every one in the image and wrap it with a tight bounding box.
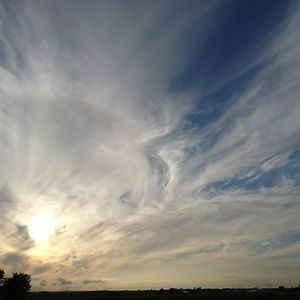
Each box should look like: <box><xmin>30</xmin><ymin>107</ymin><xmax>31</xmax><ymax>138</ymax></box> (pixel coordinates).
<box><xmin>0</xmin><ymin>269</ymin><xmax>31</xmax><ymax>298</ymax></box>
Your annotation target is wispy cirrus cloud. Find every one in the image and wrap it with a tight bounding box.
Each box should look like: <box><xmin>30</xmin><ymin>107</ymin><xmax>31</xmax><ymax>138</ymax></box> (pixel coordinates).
<box><xmin>0</xmin><ymin>0</ymin><xmax>299</xmax><ymax>290</ymax></box>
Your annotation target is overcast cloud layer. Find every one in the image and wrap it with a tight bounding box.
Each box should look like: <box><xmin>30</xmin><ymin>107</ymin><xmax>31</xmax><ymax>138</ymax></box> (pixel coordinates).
<box><xmin>0</xmin><ymin>0</ymin><xmax>300</xmax><ymax>290</ymax></box>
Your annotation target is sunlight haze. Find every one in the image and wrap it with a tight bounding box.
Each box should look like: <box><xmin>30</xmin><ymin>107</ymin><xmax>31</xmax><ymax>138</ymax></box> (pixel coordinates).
<box><xmin>0</xmin><ymin>0</ymin><xmax>299</xmax><ymax>291</ymax></box>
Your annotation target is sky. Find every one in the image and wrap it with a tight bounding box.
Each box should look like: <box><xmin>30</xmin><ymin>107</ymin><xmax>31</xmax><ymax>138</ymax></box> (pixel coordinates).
<box><xmin>0</xmin><ymin>0</ymin><xmax>300</xmax><ymax>291</ymax></box>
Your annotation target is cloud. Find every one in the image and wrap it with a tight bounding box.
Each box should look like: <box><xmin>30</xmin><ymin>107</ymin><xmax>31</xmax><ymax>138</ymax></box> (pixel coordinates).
<box><xmin>0</xmin><ymin>0</ymin><xmax>299</xmax><ymax>289</ymax></box>
<box><xmin>11</xmin><ymin>224</ymin><xmax>34</xmax><ymax>251</ymax></box>
<box><xmin>1</xmin><ymin>253</ymin><xmax>29</xmax><ymax>272</ymax></box>
<box><xmin>81</xmin><ymin>279</ymin><xmax>105</xmax><ymax>285</ymax></box>
<box><xmin>0</xmin><ymin>185</ymin><xmax>15</xmax><ymax>218</ymax></box>
<box><xmin>57</xmin><ymin>278</ymin><xmax>73</xmax><ymax>286</ymax></box>
<box><xmin>32</xmin><ymin>265</ymin><xmax>51</xmax><ymax>275</ymax></box>
<box><xmin>40</xmin><ymin>280</ymin><xmax>47</xmax><ymax>287</ymax></box>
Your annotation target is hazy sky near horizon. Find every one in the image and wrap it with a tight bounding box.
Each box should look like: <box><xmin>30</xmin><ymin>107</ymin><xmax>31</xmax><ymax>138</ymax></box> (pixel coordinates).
<box><xmin>0</xmin><ymin>0</ymin><xmax>300</xmax><ymax>290</ymax></box>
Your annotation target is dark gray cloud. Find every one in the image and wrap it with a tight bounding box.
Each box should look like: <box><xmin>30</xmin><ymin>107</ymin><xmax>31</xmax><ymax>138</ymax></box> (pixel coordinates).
<box><xmin>40</xmin><ymin>280</ymin><xmax>47</xmax><ymax>287</ymax></box>
<box><xmin>173</xmin><ymin>243</ymin><xmax>226</xmax><ymax>260</ymax></box>
<box><xmin>81</xmin><ymin>279</ymin><xmax>105</xmax><ymax>285</ymax></box>
<box><xmin>1</xmin><ymin>252</ymin><xmax>29</xmax><ymax>271</ymax></box>
<box><xmin>0</xmin><ymin>223</ymin><xmax>34</xmax><ymax>253</ymax></box>
<box><xmin>32</xmin><ymin>264</ymin><xmax>51</xmax><ymax>275</ymax></box>
<box><xmin>0</xmin><ymin>185</ymin><xmax>15</xmax><ymax>216</ymax></box>
<box><xmin>57</xmin><ymin>278</ymin><xmax>73</xmax><ymax>285</ymax></box>
<box><xmin>12</xmin><ymin>224</ymin><xmax>34</xmax><ymax>251</ymax></box>
<box><xmin>71</xmin><ymin>252</ymin><xmax>100</xmax><ymax>270</ymax></box>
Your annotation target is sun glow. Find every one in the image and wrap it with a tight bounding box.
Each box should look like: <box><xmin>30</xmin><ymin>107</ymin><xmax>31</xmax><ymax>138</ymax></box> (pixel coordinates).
<box><xmin>28</xmin><ymin>212</ymin><xmax>56</xmax><ymax>243</ymax></box>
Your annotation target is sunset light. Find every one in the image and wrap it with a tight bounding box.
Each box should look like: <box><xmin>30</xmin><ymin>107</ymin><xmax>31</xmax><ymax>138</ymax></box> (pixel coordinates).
<box><xmin>28</xmin><ymin>212</ymin><xmax>56</xmax><ymax>243</ymax></box>
<box><xmin>0</xmin><ymin>0</ymin><xmax>299</xmax><ymax>293</ymax></box>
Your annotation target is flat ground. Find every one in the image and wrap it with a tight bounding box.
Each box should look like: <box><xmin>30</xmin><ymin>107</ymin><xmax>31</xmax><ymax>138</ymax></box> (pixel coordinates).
<box><xmin>18</xmin><ymin>289</ymin><xmax>300</xmax><ymax>300</ymax></box>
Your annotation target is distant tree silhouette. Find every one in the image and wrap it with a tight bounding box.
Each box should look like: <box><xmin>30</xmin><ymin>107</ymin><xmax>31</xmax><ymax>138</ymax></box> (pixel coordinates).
<box><xmin>0</xmin><ymin>269</ymin><xmax>4</xmax><ymax>280</ymax></box>
<box><xmin>2</xmin><ymin>272</ymin><xmax>31</xmax><ymax>298</ymax></box>
<box><xmin>0</xmin><ymin>269</ymin><xmax>4</xmax><ymax>298</ymax></box>
<box><xmin>0</xmin><ymin>269</ymin><xmax>4</xmax><ymax>287</ymax></box>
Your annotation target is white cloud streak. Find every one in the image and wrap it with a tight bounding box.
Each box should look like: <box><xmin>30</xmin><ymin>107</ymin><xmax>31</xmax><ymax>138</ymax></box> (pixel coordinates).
<box><xmin>0</xmin><ymin>0</ymin><xmax>299</xmax><ymax>289</ymax></box>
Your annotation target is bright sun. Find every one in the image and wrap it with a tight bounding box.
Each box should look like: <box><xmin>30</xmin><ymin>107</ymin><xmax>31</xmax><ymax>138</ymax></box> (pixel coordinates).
<box><xmin>28</xmin><ymin>212</ymin><xmax>55</xmax><ymax>243</ymax></box>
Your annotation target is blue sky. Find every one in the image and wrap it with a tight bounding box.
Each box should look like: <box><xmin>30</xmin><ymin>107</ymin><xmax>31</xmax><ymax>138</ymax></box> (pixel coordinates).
<box><xmin>0</xmin><ymin>0</ymin><xmax>299</xmax><ymax>290</ymax></box>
